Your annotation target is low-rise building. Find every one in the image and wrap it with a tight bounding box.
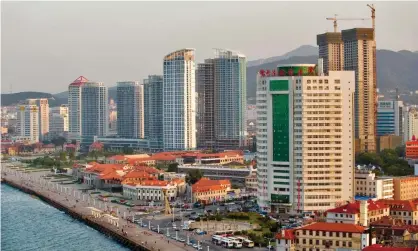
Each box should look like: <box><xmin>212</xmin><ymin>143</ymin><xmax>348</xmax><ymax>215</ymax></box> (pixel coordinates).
<box><xmin>378</xmin><ymin>199</ymin><xmax>418</xmax><ymax>225</ymax></box>
<box><xmin>175</xmin><ymin>151</ymin><xmax>244</xmax><ymax>165</ymax></box>
<box><xmin>326</xmin><ymin>200</ymin><xmax>390</xmax><ymax>226</ymax></box>
<box><xmin>363</xmin><ymin>244</ymin><xmax>418</xmax><ymax>251</ymax></box>
<box><xmin>393</xmin><ymin>176</ymin><xmax>418</xmax><ymax>200</ymax></box>
<box><xmin>192</xmin><ymin>177</ymin><xmax>231</xmax><ymax>203</ymax></box>
<box><xmin>355</xmin><ymin>169</ymin><xmax>394</xmax><ymax>199</ymax></box>
<box><xmin>275</xmin><ymin>222</ymin><xmax>369</xmax><ymax>251</ymax></box>
<box><xmin>245</xmin><ymin>172</ymin><xmax>257</xmax><ymax>193</ymax></box>
<box><xmin>178</xmin><ymin>164</ymin><xmax>252</xmax><ymax>183</ymax></box>
<box><xmin>83</xmin><ymin>163</ymin><xmax>129</xmax><ymax>191</ymax></box>
<box><xmin>122</xmin><ymin>179</ymin><xmax>178</xmax><ymax>202</ymax></box>
<box><xmin>370</xmin><ymin>216</ymin><xmax>418</xmax><ymax>245</ymax></box>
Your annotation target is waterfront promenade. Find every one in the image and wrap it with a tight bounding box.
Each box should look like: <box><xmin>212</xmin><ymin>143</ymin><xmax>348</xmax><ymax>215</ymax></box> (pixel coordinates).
<box><xmin>1</xmin><ymin>166</ymin><xmax>196</xmax><ymax>251</ymax></box>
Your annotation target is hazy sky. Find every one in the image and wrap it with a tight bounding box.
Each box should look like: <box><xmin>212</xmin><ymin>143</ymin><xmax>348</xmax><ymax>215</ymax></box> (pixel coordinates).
<box><xmin>2</xmin><ymin>1</ymin><xmax>418</xmax><ymax>94</ymax></box>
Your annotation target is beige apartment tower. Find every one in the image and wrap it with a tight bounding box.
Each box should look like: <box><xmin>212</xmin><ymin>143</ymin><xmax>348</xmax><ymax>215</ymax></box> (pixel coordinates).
<box><xmin>318</xmin><ymin>28</ymin><xmax>377</xmax><ymax>153</ymax></box>
<box><xmin>317</xmin><ymin>32</ymin><xmax>344</xmax><ymax>74</ymax></box>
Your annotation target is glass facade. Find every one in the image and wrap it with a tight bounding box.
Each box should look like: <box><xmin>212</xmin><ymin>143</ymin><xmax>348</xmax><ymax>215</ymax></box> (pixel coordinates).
<box><xmin>272</xmin><ymin>94</ymin><xmax>289</xmax><ymax>162</ymax></box>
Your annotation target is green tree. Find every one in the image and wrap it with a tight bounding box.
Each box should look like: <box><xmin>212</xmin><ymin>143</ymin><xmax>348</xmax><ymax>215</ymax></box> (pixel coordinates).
<box><xmin>69</xmin><ymin>151</ymin><xmax>75</xmax><ymax>160</ymax></box>
<box><xmin>51</xmin><ymin>136</ymin><xmax>67</xmax><ymax>150</ymax></box>
<box><xmin>186</xmin><ymin>169</ymin><xmax>203</xmax><ymax>184</ymax></box>
<box><xmin>59</xmin><ymin>151</ymin><xmax>67</xmax><ymax>161</ymax></box>
<box><xmin>122</xmin><ymin>146</ymin><xmax>134</xmax><ymax>154</ymax></box>
<box><xmin>395</xmin><ymin>145</ymin><xmax>406</xmax><ymax>158</ymax></box>
<box><xmin>167</xmin><ymin>163</ymin><xmax>179</xmax><ymax>172</ymax></box>
<box><xmin>356</xmin><ymin>152</ymin><xmax>383</xmax><ymax>166</ymax></box>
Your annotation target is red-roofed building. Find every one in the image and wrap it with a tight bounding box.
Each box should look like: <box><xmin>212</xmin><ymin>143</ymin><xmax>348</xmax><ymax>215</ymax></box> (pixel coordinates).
<box><xmin>378</xmin><ymin>199</ymin><xmax>418</xmax><ymax>225</ymax></box>
<box><xmin>83</xmin><ymin>162</ymin><xmax>130</xmax><ymax>191</ymax></box>
<box><xmin>105</xmin><ymin>155</ymin><xmax>127</xmax><ymax>164</ymax></box>
<box><xmin>275</xmin><ymin>222</ymin><xmax>369</xmax><ymax>251</ymax></box>
<box><xmin>363</xmin><ymin>244</ymin><xmax>417</xmax><ymax>251</ymax></box>
<box><xmin>176</xmin><ymin>151</ymin><xmax>244</xmax><ymax>165</ymax></box>
<box><xmin>326</xmin><ymin>200</ymin><xmax>390</xmax><ymax>226</ymax></box>
<box><xmin>192</xmin><ymin>177</ymin><xmax>231</xmax><ymax>203</ymax></box>
<box><xmin>370</xmin><ymin>216</ymin><xmax>418</xmax><ymax>244</ymax></box>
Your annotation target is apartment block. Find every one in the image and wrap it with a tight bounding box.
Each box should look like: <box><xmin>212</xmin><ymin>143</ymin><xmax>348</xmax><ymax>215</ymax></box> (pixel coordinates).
<box><xmin>256</xmin><ymin>63</ymin><xmax>355</xmax><ymax>213</ymax></box>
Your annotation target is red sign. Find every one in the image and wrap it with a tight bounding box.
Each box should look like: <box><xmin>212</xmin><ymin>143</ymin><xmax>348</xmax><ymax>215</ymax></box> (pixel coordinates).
<box><xmin>258</xmin><ymin>69</ymin><xmax>278</xmax><ymax>77</ymax></box>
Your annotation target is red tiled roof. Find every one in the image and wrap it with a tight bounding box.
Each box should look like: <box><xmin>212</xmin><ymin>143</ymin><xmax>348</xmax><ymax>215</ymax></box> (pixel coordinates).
<box><xmin>378</xmin><ymin>199</ymin><xmax>418</xmax><ymax>212</ymax></box>
<box><xmin>275</xmin><ymin>229</ymin><xmax>295</xmax><ymax>240</ymax></box>
<box><xmin>192</xmin><ymin>177</ymin><xmax>231</xmax><ymax>193</ymax></box>
<box><xmin>298</xmin><ymin>222</ymin><xmax>365</xmax><ymax>233</ymax></box>
<box><xmin>107</xmin><ymin>155</ymin><xmax>126</xmax><ymax>161</ymax></box>
<box><xmin>326</xmin><ymin>200</ymin><xmax>389</xmax><ymax>214</ymax></box>
<box><xmin>363</xmin><ymin>244</ymin><xmax>416</xmax><ymax>251</ymax></box>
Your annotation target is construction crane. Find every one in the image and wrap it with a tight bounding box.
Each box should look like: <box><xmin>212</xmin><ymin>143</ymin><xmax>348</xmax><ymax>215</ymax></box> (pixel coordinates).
<box><xmin>367</xmin><ymin>4</ymin><xmax>376</xmax><ymax>38</ymax></box>
<box><xmin>326</xmin><ymin>14</ymin><xmax>369</xmax><ymax>32</ymax></box>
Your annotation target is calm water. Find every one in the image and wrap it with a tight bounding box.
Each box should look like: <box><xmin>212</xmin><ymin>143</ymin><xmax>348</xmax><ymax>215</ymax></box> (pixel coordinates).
<box><xmin>1</xmin><ymin>184</ymin><xmax>130</xmax><ymax>251</ymax></box>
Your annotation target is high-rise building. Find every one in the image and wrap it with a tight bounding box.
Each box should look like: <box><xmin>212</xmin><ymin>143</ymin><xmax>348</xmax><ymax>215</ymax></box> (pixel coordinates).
<box><xmin>49</xmin><ymin>105</ymin><xmax>69</xmax><ymax>139</ymax></box>
<box><xmin>342</xmin><ymin>28</ymin><xmax>377</xmax><ymax>153</ymax></box>
<box><xmin>68</xmin><ymin>76</ymin><xmax>89</xmax><ymax>141</ymax></box>
<box><xmin>144</xmin><ymin>75</ymin><xmax>164</xmax><ymax>151</ymax></box>
<box><xmin>214</xmin><ymin>49</ymin><xmax>247</xmax><ymax>149</ymax></box>
<box><xmin>317</xmin><ymin>32</ymin><xmax>344</xmax><ymax>74</ymax></box>
<box><xmin>117</xmin><ymin>81</ymin><xmax>144</xmax><ymax>139</ymax></box>
<box><xmin>163</xmin><ymin>49</ymin><xmax>196</xmax><ymax>151</ymax></box>
<box><xmin>80</xmin><ymin>82</ymin><xmax>108</xmax><ymax>145</ymax></box>
<box><xmin>404</xmin><ymin>107</ymin><xmax>418</xmax><ymax>142</ymax></box>
<box><xmin>196</xmin><ymin>49</ymin><xmax>247</xmax><ymax>150</ymax></box>
<box><xmin>256</xmin><ymin>64</ymin><xmax>355</xmax><ymax>214</ymax></box>
<box><xmin>17</xmin><ymin>104</ymin><xmax>39</xmax><ymax>143</ymax></box>
<box><xmin>27</xmin><ymin>98</ymin><xmax>49</xmax><ymax>141</ymax></box>
<box><xmin>376</xmin><ymin>100</ymin><xmax>404</xmax><ymax>137</ymax></box>
<box><xmin>196</xmin><ymin>59</ymin><xmax>215</xmax><ymax>149</ymax></box>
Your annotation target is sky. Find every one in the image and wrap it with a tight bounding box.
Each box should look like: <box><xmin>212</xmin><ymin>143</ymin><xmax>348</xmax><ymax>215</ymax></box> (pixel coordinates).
<box><xmin>2</xmin><ymin>1</ymin><xmax>418</xmax><ymax>94</ymax></box>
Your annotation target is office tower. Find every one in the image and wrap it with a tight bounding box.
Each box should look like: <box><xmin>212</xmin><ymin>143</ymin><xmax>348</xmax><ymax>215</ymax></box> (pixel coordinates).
<box><xmin>144</xmin><ymin>75</ymin><xmax>164</xmax><ymax>151</ymax></box>
<box><xmin>317</xmin><ymin>32</ymin><xmax>344</xmax><ymax>74</ymax></box>
<box><xmin>256</xmin><ymin>64</ymin><xmax>355</xmax><ymax>213</ymax></box>
<box><xmin>214</xmin><ymin>49</ymin><xmax>247</xmax><ymax>149</ymax></box>
<box><xmin>404</xmin><ymin>107</ymin><xmax>418</xmax><ymax>142</ymax></box>
<box><xmin>27</xmin><ymin>98</ymin><xmax>49</xmax><ymax>140</ymax></box>
<box><xmin>196</xmin><ymin>59</ymin><xmax>215</xmax><ymax>149</ymax></box>
<box><xmin>163</xmin><ymin>49</ymin><xmax>196</xmax><ymax>151</ymax></box>
<box><xmin>80</xmin><ymin>82</ymin><xmax>108</xmax><ymax>144</ymax></box>
<box><xmin>342</xmin><ymin>28</ymin><xmax>377</xmax><ymax>153</ymax></box>
<box><xmin>117</xmin><ymin>81</ymin><xmax>144</xmax><ymax>139</ymax></box>
<box><xmin>68</xmin><ymin>76</ymin><xmax>89</xmax><ymax>141</ymax></box>
<box><xmin>49</xmin><ymin>105</ymin><xmax>69</xmax><ymax>138</ymax></box>
<box><xmin>377</xmin><ymin>100</ymin><xmax>404</xmax><ymax>137</ymax></box>
<box><xmin>17</xmin><ymin>105</ymin><xmax>39</xmax><ymax>143</ymax></box>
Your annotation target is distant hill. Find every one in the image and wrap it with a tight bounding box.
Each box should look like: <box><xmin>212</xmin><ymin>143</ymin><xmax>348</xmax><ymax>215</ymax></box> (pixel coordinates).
<box><xmin>246</xmin><ymin>48</ymin><xmax>418</xmax><ymax>99</ymax></box>
<box><xmin>3</xmin><ymin>47</ymin><xmax>417</xmax><ymax>107</ymax></box>
<box><xmin>247</xmin><ymin>45</ymin><xmax>318</xmax><ymax>67</ymax></box>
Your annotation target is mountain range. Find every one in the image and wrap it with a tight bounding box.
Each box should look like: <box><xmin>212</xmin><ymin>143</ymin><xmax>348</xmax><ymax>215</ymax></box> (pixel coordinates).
<box><xmin>2</xmin><ymin>45</ymin><xmax>418</xmax><ymax>107</ymax></box>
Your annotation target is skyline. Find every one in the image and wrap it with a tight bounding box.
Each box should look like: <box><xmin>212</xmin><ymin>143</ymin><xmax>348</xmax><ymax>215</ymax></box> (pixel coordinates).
<box><xmin>2</xmin><ymin>1</ymin><xmax>418</xmax><ymax>93</ymax></box>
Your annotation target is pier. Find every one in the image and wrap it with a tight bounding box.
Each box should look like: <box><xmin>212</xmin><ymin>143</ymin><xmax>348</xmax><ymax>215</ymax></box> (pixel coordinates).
<box><xmin>1</xmin><ymin>167</ymin><xmax>194</xmax><ymax>251</ymax></box>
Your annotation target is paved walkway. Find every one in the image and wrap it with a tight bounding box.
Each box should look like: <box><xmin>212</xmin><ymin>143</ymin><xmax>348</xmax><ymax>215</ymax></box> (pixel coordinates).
<box><xmin>2</xmin><ymin>167</ymin><xmax>196</xmax><ymax>251</ymax></box>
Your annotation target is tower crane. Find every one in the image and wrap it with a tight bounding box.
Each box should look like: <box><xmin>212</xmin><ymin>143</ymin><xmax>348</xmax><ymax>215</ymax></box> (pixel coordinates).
<box><xmin>367</xmin><ymin>4</ymin><xmax>376</xmax><ymax>39</ymax></box>
<box><xmin>326</xmin><ymin>14</ymin><xmax>369</xmax><ymax>32</ymax></box>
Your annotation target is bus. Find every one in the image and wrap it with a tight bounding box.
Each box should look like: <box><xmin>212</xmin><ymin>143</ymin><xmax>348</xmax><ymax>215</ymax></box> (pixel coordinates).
<box><xmin>231</xmin><ymin>240</ymin><xmax>242</xmax><ymax>249</ymax></box>
<box><xmin>243</xmin><ymin>239</ymin><xmax>254</xmax><ymax>248</ymax></box>
<box><xmin>220</xmin><ymin>237</ymin><xmax>234</xmax><ymax>248</ymax></box>
<box><xmin>214</xmin><ymin>230</ymin><xmax>233</xmax><ymax>237</ymax></box>
<box><xmin>212</xmin><ymin>235</ymin><xmax>222</xmax><ymax>245</ymax></box>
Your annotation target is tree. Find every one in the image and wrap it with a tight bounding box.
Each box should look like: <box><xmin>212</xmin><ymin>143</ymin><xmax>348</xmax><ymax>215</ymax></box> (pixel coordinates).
<box><xmin>122</xmin><ymin>146</ymin><xmax>134</xmax><ymax>154</ymax></box>
<box><xmin>395</xmin><ymin>145</ymin><xmax>406</xmax><ymax>158</ymax></box>
<box><xmin>186</xmin><ymin>169</ymin><xmax>203</xmax><ymax>184</ymax></box>
<box><xmin>69</xmin><ymin>151</ymin><xmax>75</xmax><ymax>160</ymax></box>
<box><xmin>59</xmin><ymin>151</ymin><xmax>67</xmax><ymax>161</ymax></box>
<box><xmin>51</xmin><ymin>136</ymin><xmax>67</xmax><ymax>150</ymax></box>
<box><xmin>167</xmin><ymin>163</ymin><xmax>179</xmax><ymax>173</ymax></box>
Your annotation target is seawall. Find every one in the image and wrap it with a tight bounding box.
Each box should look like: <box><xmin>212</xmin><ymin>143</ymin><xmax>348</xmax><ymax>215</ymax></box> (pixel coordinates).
<box><xmin>2</xmin><ymin>178</ymin><xmax>150</xmax><ymax>251</ymax></box>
